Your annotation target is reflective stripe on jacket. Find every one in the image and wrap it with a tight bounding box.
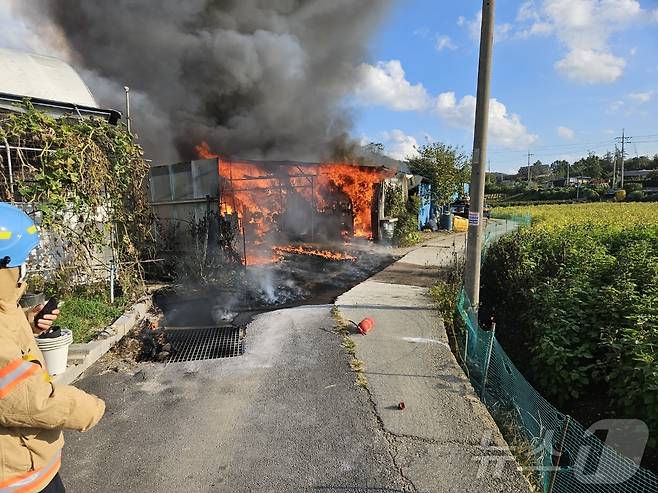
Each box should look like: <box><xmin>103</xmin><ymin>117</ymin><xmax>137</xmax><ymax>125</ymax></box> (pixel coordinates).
<box><xmin>0</xmin><ymin>358</ymin><xmax>39</xmax><ymax>399</ymax></box>
<box><xmin>0</xmin><ymin>268</ymin><xmax>105</xmax><ymax>493</ymax></box>
<box><xmin>0</xmin><ymin>451</ymin><xmax>61</xmax><ymax>493</ymax></box>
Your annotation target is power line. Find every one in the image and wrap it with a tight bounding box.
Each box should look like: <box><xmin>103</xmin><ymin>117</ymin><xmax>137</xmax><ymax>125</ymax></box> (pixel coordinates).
<box><xmin>488</xmin><ymin>139</ymin><xmax>615</xmax><ymax>155</ymax></box>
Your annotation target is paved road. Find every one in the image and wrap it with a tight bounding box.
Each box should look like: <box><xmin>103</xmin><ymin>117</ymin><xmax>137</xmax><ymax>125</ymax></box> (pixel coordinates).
<box><xmin>61</xmin><ymin>224</ymin><xmax>529</xmax><ymax>492</ymax></box>
<box><xmin>61</xmin><ymin>306</ymin><xmax>406</xmax><ymax>492</ymax></box>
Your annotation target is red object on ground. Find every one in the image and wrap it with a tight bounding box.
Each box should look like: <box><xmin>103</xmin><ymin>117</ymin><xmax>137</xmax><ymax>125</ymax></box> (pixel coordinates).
<box><xmin>398</xmin><ymin>401</ymin><xmax>405</xmax><ymax>410</ymax></box>
<box><xmin>357</xmin><ymin>318</ymin><xmax>375</xmax><ymax>335</ymax></box>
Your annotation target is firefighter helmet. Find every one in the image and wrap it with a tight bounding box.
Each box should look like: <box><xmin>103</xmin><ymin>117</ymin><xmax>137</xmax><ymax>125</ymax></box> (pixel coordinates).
<box><xmin>0</xmin><ymin>203</ymin><xmax>39</xmax><ymax>268</ymax></box>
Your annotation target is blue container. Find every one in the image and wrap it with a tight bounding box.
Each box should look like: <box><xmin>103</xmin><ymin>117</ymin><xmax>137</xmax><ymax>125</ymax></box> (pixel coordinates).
<box><xmin>440</xmin><ymin>212</ymin><xmax>453</xmax><ymax>231</ymax></box>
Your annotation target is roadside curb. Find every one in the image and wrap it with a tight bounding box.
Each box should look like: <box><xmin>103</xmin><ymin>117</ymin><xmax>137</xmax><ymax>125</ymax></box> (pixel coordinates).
<box><xmin>53</xmin><ymin>297</ymin><xmax>152</xmax><ymax>385</ymax></box>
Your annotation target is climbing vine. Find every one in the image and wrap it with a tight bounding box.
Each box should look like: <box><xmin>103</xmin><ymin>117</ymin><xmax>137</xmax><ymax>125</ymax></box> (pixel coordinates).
<box><xmin>0</xmin><ymin>101</ymin><xmax>153</xmax><ymax>298</ymax></box>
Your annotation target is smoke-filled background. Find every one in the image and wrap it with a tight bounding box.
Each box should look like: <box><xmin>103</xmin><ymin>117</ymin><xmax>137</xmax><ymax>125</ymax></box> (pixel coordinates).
<box><xmin>4</xmin><ymin>0</ymin><xmax>393</xmax><ymax>163</ymax></box>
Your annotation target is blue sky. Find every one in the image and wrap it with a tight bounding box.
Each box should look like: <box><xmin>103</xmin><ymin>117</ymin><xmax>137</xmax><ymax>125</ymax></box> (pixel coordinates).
<box><xmin>353</xmin><ymin>0</ymin><xmax>658</xmax><ymax>173</ymax></box>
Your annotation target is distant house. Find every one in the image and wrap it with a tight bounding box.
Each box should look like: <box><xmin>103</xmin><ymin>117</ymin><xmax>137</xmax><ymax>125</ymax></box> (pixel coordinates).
<box><xmin>551</xmin><ymin>176</ymin><xmax>591</xmax><ymax>187</ymax></box>
<box><xmin>0</xmin><ymin>48</ymin><xmax>120</xmax><ymax>124</ymax></box>
<box><xmin>623</xmin><ymin>170</ymin><xmax>653</xmax><ymax>182</ymax></box>
<box><xmin>490</xmin><ymin>172</ymin><xmax>516</xmax><ymax>184</ymax></box>
<box><xmin>589</xmin><ymin>178</ymin><xmax>610</xmax><ymax>187</ymax></box>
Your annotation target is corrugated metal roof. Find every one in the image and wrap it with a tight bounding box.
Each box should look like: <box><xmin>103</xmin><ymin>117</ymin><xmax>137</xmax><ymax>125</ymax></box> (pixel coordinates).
<box><xmin>0</xmin><ymin>48</ymin><xmax>98</xmax><ymax>108</ymax></box>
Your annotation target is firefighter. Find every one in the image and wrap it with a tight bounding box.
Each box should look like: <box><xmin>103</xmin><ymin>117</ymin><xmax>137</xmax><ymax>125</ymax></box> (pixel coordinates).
<box><xmin>0</xmin><ymin>203</ymin><xmax>105</xmax><ymax>493</ymax></box>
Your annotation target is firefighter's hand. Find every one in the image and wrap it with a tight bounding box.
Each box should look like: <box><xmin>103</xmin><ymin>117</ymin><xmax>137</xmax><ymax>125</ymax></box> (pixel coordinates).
<box><xmin>28</xmin><ymin>305</ymin><xmax>61</xmax><ymax>335</ymax></box>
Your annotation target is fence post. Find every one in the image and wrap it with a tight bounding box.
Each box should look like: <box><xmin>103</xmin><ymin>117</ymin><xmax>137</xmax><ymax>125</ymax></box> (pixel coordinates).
<box><xmin>3</xmin><ymin>138</ymin><xmax>14</xmax><ymax>197</ymax></box>
<box><xmin>480</xmin><ymin>322</ymin><xmax>496</xmax><ymax>400</ymax></box>
<box><xmin>548</xmin><ymin>415</ymin><xmax>571</xmax><ymax>493</ymax></box>
<box><xmin>461</xmin><ymin>289</ymin><xmax>470</xmax><ymax>367</ymax></box>
<box><xmin>464</xmin><ymin>327</ymin><xmax>469</xmax><ymax>366</ymax></box>
<box><xmin>109</xmin><ymin>262</ymin><xmax>115</xmax><ymax>304</ymax></box>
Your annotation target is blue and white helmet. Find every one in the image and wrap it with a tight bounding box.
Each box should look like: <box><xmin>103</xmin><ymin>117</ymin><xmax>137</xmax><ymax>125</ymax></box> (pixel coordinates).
<box><xmin>0</xmin><ymin>203</ymin><xmax>39</xmax><ymax>268</ymax></box>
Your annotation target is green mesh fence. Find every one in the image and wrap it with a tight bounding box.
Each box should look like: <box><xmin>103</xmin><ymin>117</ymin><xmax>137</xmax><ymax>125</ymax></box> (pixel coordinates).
<box><xmin>456</xmin><ymin>219</ymin><xmax>658</xmax><ymax>492</ymax></box>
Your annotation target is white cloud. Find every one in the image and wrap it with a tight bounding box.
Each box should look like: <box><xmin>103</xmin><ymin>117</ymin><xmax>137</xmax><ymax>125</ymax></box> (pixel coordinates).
<box><xmin>435</xmin><ymin>92</ymin><xmax>538</xmax><ymax>148</ymax></box>
<box><xmin>554</xmin><ymin>48</ymin><xmax>625</xmax><ymax>84</ymax></box>
<box><xmin>458</xmin><ymin>11</ymin><xmax>482</xmax><ymax>40</ymax></box>
<box><xmin>608</xmin><ymin>100</ymin><xmax>624</xmax><ymax>112</ymax></box>
<box><xmin>527</xmin><ymin>22</ymin><xmax>553</xmax><ymax>36</ymax></box>
<box><xmin>413</xmin><ymin>27</ymin><xmax>431</xmax><ymax>39</ymax></box>
<box><xmin>380</xmin><ymin>130</ymin><xmax>419</xmax><ymax>160</ymax></box>
<box><xmin>458</xmin><ymin>10</ymin><xmax>513</xmax><ymax>42</ymax></box>
<box><xmin>353</xmin><ymin>60</ymin><xmax>432</xmax><ymax>111</ymax></box>
<box><xmin>353</xmin><ymin>60</ymin><xmax>537</xmax><ymax>150</ymax></box>
<box><xmin>628</xmin><ymin>91</ymin><xmax>654</xmax><ymax>103</ymax></box>
<box><xmin>517</xmin><ymin>1</ymin><xmax>540</xmax><ymax>22</ymax></box>
<box><xmin>653</xmin><ymin>9</ymin><xmax>658</xmax><ymax>22</ymax></box>
<box><xmin>515</xmin><ymin>0</ymin><xmax>646</xmax><ymax>84</ymax></box>
<box><xmin>557</xmin><ymin>126</ymin><xmax>575</xmax><ymax>140</ymax></box>
<box><xmin>435</xmin><ymin>35</ymin><xmax>456</xmax><ymax>52</ymax></box>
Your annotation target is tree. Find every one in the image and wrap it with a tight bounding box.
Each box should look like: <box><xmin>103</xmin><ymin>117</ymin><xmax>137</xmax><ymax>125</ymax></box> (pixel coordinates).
<box><xmin>550</xmin><ymin>160</ymin><xmax>570</xmax><ymax>178</ymax></box>
<box><xmin>573</xmin><ymin>153</ymin><xmax>602</xmax><ymax>179</ymax></box>
<box><xmin>406</xmin><ymin>142</ymin><xmax>470</xmax><ymax>205</ymax></box>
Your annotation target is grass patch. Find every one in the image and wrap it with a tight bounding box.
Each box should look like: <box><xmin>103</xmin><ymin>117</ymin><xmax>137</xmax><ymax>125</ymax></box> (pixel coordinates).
<box><xmin>349</xmin><ymin>359</ymin><xmax>365</xmax><ymax>372</ymax></box>
<box><xmin>355</xmin><ymin>372</ymin><xmax>369</xmax><ymax>389</ymax></box>
<box><xmin>58</xmin><ymin>293</ymin><xmax>126</xmax><ymax>343</ymax></box>
<box><xmin>496</xmin><ymin>414</ymin><xmax>544</xmax><ymax>492</ymax></box>
<box><xmin>342</xmin><ymin>337</ymin><xmax>356</xmax><ymax>355</ymax></box>
<box><xmin>332</xmin><ymin>305</ymin><xmax>369</xmax><ymax>390</ymax></box>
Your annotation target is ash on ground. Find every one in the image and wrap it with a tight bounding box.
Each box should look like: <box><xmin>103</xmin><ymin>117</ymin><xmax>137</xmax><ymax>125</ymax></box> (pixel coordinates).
<box><xmin>155</xmin><ymin>245</ymin><xmax>398</xmax><ymax>327</ymax></box>
<box><xmin>103</xmin><ymin>305</ymin><xmax>173</xmax><ymax>367</ymax></box>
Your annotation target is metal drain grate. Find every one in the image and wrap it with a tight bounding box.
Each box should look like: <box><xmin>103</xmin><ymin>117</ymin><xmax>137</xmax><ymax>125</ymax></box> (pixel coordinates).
<box><xmin>165</xmin><ymin>326</ymin><xmax>244</xmax><ymax>363</ymax></box>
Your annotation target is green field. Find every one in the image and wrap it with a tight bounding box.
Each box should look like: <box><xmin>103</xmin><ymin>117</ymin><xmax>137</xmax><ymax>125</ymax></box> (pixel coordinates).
<box><xmin>484</xmin><ymin>202</ymin><xmax>658</xmax><ymax>448</ymax></box>
<box><xmin>493</xmin><ymin>202</ymin><xmax>658</xmax><ymax>229</ymax></box>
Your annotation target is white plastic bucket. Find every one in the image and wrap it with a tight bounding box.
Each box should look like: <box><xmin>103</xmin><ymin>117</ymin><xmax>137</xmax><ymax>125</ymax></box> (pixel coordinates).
<box><xmin>35</xmin><ymin>329</ymin><xmax>73</xmax><ymax>376</ymax></box>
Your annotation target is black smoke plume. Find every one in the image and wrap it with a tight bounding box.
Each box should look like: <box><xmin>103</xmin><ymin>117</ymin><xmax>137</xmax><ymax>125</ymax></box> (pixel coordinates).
<box><xmin>19</xmin><ymin>0</ymin><xmax>392</xmax><ymax>163</ymax></box>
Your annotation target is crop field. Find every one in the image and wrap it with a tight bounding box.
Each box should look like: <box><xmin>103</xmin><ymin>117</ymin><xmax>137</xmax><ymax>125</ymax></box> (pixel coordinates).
<box><xmin>493</xmin><ymin>202</ymin><xmax>658</xmax><ymax>230</ymax></box>
<box><xmin>482</xmin><ymin>202</ymin><xmax>658</xmax><ymax>457</ymax></box>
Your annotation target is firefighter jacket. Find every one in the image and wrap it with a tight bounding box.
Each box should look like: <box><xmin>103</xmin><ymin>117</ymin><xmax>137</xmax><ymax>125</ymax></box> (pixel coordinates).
<box><xmin>0</xmin><ymin>268</ymin><xmax>105</xmax><ymax>492</ymax></box>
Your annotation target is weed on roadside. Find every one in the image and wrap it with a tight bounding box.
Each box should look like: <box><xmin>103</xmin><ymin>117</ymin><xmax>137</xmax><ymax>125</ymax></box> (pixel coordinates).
<box><xmin>332</xmin><ymin>306</ymin><xmax>369</xmax><ymax>390</ymax></box>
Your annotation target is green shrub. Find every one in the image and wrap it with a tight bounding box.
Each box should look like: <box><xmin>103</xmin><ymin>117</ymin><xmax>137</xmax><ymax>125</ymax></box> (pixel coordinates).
<box><xmin>623</xmin><ymin>182</ymin><xmax>642</xmax><ymax>193</ymax></box>
<box><xmin>628</xmin><ymin>190</ymin><xmax>645</xmax><ymax>201</ymax></box>
<box><xmin>480</xmin><ymin>203</ymin><xmax>658</xmax><ymax>444</ymax></box>
<box><xmin>393</xmin><ymin>195</ymin><xmax>421</xmax><ymax>246</ymax></box>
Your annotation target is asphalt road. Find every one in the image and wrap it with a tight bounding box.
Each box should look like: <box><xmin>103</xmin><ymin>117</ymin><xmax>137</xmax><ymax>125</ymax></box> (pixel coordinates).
<box><xmin>61</xmin><ymin>306</ymin><xmax>407</xmax><ymax>492</ymax></box>
<box><xmin>60</xmin><ymin>223</ymin><xmax>528</xmax><ymax>493</ymax></box>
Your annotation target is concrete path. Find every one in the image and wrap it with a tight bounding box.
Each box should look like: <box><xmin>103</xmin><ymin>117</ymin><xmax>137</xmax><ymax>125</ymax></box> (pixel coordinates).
<box><xmin>61</xmin><ymin>305</ymin><xmax>407</xmax><ymax>492</ymax></box>
<box><xmin>335</xmin><ymin>231</ymin><xmax>531</xmax><ymax>493</ymax></box>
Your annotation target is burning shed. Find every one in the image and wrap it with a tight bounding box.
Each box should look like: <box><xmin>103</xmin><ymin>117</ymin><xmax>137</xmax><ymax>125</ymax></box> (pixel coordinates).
<box><xmin>148</xmin><ymin>150</ymin><xmax>397</xmax><ymax>266</ymax></box>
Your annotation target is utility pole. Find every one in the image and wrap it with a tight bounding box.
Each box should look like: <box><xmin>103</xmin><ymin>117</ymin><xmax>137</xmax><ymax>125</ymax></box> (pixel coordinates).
<box><xmin>464</xmin><ymin>0</ymin><xmax>495</xmax><ymax>313</ymax></box>
<box><xmin>612</xmin><ymin>145</ymin><xmax>618</xmax><ymax>189</ymax></box>
<box><xmin>616</xmin><ymin>129</ymin><xmax>631</xmax><ymax>188</ymax></box>
<box><xmin>527</xmin><ymin>151</ymin><xmax>534</xmax><ymax>183</ymax></box>
<box><xmin>566</xmin><ymin>160</ymin><xmax>570</xmax><ymax>186</ymax></box>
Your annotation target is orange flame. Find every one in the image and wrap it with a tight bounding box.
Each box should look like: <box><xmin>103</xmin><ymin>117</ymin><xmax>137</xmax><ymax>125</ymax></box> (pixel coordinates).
<box><xmin>274</xmin><ymin>245</ymin><xmax>356</xmax><ymax>261</ymax></box>
<box><xmin>195</xmin><ymin>142</ymin><xmax>394</xmax><ymax>260</ymax></box>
